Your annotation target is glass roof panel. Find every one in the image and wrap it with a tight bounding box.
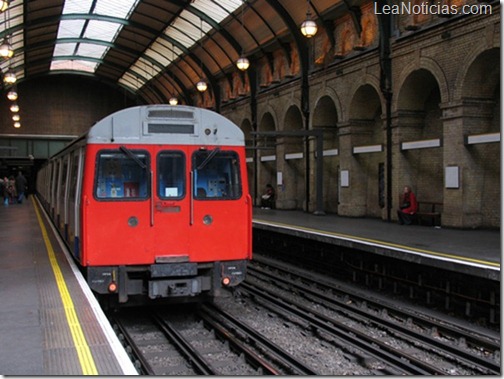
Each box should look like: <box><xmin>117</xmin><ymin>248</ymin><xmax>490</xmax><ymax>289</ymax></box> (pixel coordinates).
<box><xmin>129</xmin><ymin>57</ymin><xmax>154</xmax><ymax>79</ymax></box>
<box><xmin>191</xmin><ymin>0</ymin><xmax>242</xmax><ymax>23</ymax></box>
<box><xmin>53</xmin><ymin>43</ymin><xmax>78</xmax><ymax>57</ymax></box>
<box><xmin>170</xmin><ymin>12</ymin><xmax>205</xmax><ymax>47</ymax></box>
<box><xmin>145</xmin><ymin>41</ymin><xmax>172</xmax><ymax>67</ymax></box>
<box><xmin>119</xmin><ymin>72</ymin><xmax>142</xmax><ymax>91</ymax></box>
<box><xmin>57</xmin><ymin>20</ymin><xmax>86</xmax><ymax>39</ymax></box>
<box><xmin>52</xmin><ymin>0</ymin><xmax>139</xmax><ymax>74</ymax></box>
<box><xmin>62</xmin><ymin>0</ymin><xmax>94</xmax><ymax>14</ymax></box>
<box><xmin>77</xmin><ymin>43</ymin><xmax>108</xmax><ymax>59</ymax></box>
<box><xmin>120</xmin><ymin>1</ymin><xmax>242</xmax><ymax>91</ymax></box>
<box><xmin>83</xmin><ymin>20</ymin><xmax>121</xmax><ymax>41</ymax></box>
<box><xmin>94</xmin><ymin>1</ymin><xmax>138</xmax><ymax>18</ymax></box>
<box><xmin>50</xmin><ymin>60</ymin><xmax>96</xmax><ymax>73</ymax></box>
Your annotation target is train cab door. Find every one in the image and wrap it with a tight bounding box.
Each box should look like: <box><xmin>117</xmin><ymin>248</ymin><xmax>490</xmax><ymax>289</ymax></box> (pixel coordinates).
<box><xmin>152</xmin><ymin>149</ymin><xmax>190</xmax><ymax>259</ymax></box>
<box><xmin>188</xmin><ymin>148</ymin><xmax>249</xmax><ymax>262</ymax></box>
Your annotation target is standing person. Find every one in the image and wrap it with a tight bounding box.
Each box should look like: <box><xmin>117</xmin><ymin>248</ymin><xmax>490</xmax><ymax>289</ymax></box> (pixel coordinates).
<box><xmin>15</xmin><ymin>171</ymin><xmax>27</xmax><ymax>204</ymax></box>
<box><xmin>397</xmin><ymin>185</ymin><xmax>418</xmax><ymax>225</ymax></box>
<box><xmin>1</xmin><ymin>177</ymin><xmax>8</xmax><ymax>206</ymax></box>
<box><xmin>7</xmin><ymin>176</ymin><xmax>16</xmax><ymax>204</ymax></box>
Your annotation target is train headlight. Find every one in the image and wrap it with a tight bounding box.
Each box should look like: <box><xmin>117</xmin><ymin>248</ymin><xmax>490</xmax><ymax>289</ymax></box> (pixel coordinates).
<box><xmin>203</xmin><ymin>214</ymin><xmax>213</xmax><ymax>225</ymax></box>
<box><xmin>222</xmin><ymin>277</ymin><xmax>231</xmax><ymax>286</ymax></box>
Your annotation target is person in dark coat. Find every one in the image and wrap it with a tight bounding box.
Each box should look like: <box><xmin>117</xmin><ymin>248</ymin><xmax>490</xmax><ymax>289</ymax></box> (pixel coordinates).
<box><xmin>2</xmin><ymin>177</ymin><xmax>9</xmax><ymax>205</ymax></box>
<box><xmin>15</xmin><ymin>171</ymin><xmax>27</xmax><ymax>204</ymax></box>
<box><xmin>260</xmin><ymin>184</ymin><xmax>275</xmax><ymax>209</ymax></box>
<box><xmin>397</xmin><ymin>185</ymin><xmax>418</xmax><ymax>225</ymax></box>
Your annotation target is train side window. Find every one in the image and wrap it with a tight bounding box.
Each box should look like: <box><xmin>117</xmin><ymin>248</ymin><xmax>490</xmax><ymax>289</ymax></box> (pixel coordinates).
<box><xmin>157</xmin><ymin>151</ymin><xmax>185</xmax><ymax>199</ymax></box>
<box><xmin>95</xmin><ymin>150</ymin><xmax>149</xmax><ymax>200</ymax></box>
<box><xmin>69</xmin><ymin>150</ymin><xmax>80</xmax><ymax>202</ymax></box>
<box><xmin>192</xmin><ymin>150</ymin><xmax>242</xmax><ymax>200</ymax></box>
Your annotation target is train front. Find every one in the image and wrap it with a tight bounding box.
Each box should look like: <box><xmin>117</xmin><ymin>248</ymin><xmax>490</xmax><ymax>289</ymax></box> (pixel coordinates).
<box><xmin>81</xmin><ymin>105</ymin><xmax>252</xmax><ymax>305</ymax></box>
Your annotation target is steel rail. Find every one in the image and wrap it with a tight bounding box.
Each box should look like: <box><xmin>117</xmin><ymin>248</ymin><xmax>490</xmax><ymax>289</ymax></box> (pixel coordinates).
<box><xmin>153</xmin><ymin>314</ymin><xmax>215</xmax><ymax>375</ymax></box>
<box><xmin>197</xmin><ymin>306</ymin><xmax>282</xmax><ymax>375</ymax></box>
<box><xmin>248</xmin><ymin>263</ymin><xmax>500</xmax><ymax>375</ymax></box>
<box><xmin>240</xmin><ymin>282</ymin><xmax>445</xmax><ymax>375</ymax></box>
<box><xmin>200</xmin><ymin>303</ymin><xmax>320</xmax><ymax>375</ymax></box>
<box><xmin>109</xmin><ymin>316</ymin><xmax>153</xmax><ymax>375</ymax></box>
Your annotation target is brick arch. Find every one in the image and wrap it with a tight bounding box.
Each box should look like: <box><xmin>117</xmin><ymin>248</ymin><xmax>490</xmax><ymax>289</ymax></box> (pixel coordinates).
<box><xmin>393</xmin><ymin>57</ymin><xmax>449</xmax><ymax>112</ymax></box>
<box><xmin>453</xmin><ymin>46</ymin><xmax>500</xmax><ymax>101</ymax></box>
<box><xmin>281</xmin><ymin>103</ymin><xmax>303</xmax><ymax>133</ymax></box>
<box><xmin>312</xmin><ymin>87</ymin><xmax>342</xmax><ymax>128</ymax></box>
<box><xmin>257</xmin><ymin>106</ymin><xmax>278</xmax><ymax>132</ymax></box>
<box><xmin>347</xmin><ymin>74</ymin><xmax>384</xmax><ymax>120</ymax></box>
<box><xmin>278</xmin><ymin>97</ymin><xmax>302</xmax><ymax>130</ymax></box>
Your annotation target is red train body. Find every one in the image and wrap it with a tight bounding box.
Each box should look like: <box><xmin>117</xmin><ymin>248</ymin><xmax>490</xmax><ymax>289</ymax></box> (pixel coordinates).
<box><xmin>36</xmin><ymin>105</ymin><xmax>252</xmax><ymax>305</ymax></box>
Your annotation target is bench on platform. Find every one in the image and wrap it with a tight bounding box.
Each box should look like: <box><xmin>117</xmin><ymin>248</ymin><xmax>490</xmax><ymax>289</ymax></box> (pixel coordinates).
<box><xmin>416</xmin><ymin>201</ymin><xmax>442</xmax><ymax>226</ymax></box>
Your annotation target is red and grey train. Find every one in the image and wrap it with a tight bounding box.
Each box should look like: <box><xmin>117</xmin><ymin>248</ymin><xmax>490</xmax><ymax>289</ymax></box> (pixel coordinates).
<box><xmin>36</xmin><ymin>105</ymin><xmax>252</xmax><ymax>305</ymax></box>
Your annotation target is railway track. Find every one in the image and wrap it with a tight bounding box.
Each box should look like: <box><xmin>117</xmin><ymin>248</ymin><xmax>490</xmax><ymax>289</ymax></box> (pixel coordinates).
<box><xmin>241</xmin><ymin>255</ymin><xmax>500</xmax><ymax>375</ymax></box>
<box><xmin>109</xmin><ymin>255</ymin><xmax>500</xmax><ymax>375</ymax></box>
<box><xmin>111</xmin><ymin>306</ymin><xmax>320</xmax><ymax>375</ymax></box>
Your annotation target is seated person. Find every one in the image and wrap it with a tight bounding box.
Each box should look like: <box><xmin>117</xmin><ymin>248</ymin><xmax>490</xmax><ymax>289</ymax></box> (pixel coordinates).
<box><xmin>397</xmin><ymin>185</ymin><xmax>418</xmax><ymax>225</ymax></box>
<box><xmin>260</xmin><ymin>184</ymin><xmax>275</xmax><ymax>209</ymax></box>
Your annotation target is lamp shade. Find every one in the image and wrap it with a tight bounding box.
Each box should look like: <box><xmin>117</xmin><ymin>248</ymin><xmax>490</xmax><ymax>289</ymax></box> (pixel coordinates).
<box><xmin>3</xmin><ymin>70</ymin><xmax>16</xmax><ymax>84</ymax></box>
<box><xmin>236</xmin><ymin>56</ymin><xmax>250</xmax><ymax>71</ymax></box>
<box><xmin>0</xmin><ymin>0</ymin><xmax>9</xmax><ymax>12</ymax></box>
<box><xmin>0</xmin><ymin>37</ymin><xmax>13</xmax><ymax>58</ymax></box>
<box><xmin>196</xmin><ymin>80</ymin><xmax>207</xmax><ymax>92</ymax></box>
<box><xmin>301</xmin><ymin>19</ymin><xmax>318</xmax><ymax>38</ymax></box>
<box><xmin>7</xmin><ymin>89</ymin><xmax>17</xmax><ymax>100</ymax></box>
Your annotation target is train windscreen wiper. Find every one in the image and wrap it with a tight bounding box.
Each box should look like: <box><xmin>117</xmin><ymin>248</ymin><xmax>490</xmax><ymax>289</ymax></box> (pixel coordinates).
<box><xmin>197</xmin><ymin>147</ymin><xmax>221</xmax><ymax>170</ymax></box>
<box><xmin>119</xmin><ymin>145</ymin><xmax>147</xmax><ymax>169</ymax></box>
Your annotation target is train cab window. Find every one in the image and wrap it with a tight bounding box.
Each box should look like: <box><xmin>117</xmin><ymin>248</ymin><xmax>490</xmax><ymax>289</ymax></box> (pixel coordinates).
<box><xmin>192</xmin><ymin>149</ymin><xmax>242</xmax><ymax>200</ymax></box>
<box><xmin>95</xmin><ymin>150</ymin><xmax>149</xmax><ymax>200</ymax></box>
<box><xmin>157</xmin><ymin>151</ymin><xmax>185</xmax><ymax>199</ymax></box>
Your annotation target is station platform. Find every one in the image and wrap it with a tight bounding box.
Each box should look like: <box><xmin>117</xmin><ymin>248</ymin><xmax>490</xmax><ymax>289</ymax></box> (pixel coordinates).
<box><xmin>0</xmin><ymin>197</ymin><xmax>137</xmax><ymax>375</ymax></box>
<box><xmin>253</xmin><ymin>208</ymin><xmax>500</xmax><ymax>281</ymax></box>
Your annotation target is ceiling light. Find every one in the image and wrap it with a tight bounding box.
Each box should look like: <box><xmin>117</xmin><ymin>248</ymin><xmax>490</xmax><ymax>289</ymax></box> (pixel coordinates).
<box><xmin>236</xmin><ymin>56</ymin><xmax>250</xmax><ymax>71</ymax></box>
<box><xmin>0</xmin><ymin>1</ymin><xmax>9</xmax><ymax>12</ymax></box>
<box><xmin>301</xmin><ymin>1</ymin><xmax>318</xmax><ymax>38</ymax></box>
<box><xmin>9</xmin><ymin>103</ymin><xmax>18</xmax><ymax>112</ymax></box>
<box><xmin>0</xmin><ymin>37</ymin><xmax>13</xmax><ymax>58</ymax></box>
<box><xmin>196</xmin><ymin>80</ymin><xmax>207</xmax><ymax>92</ymax></box>
<box><xmin>7</xmin><ymin>88</ymin><xmax>17</xmax><ymax>100</ymax></box>
<box><xmin>14</xmin><ymin>121</ymin><xmax>20</xmax><ymax>128</ymax></box>
<box><xmin>236</xmin><ymin>0</ymin><xmax>249</xmax><ymax>71</ymax></box>
<box><xmin>3</xmin><ymin>70</ymin><xmax>16</xmax><ymax>84</ymax></box>
<box><xmin>12</xmin><ymin>114</ymin><xmax>19</xmax><ymax>121</ymax></box>
<box><xmin>169</xmin><ymin>97</ymin><xmax>178</xmax><ymax>106</ymax></box>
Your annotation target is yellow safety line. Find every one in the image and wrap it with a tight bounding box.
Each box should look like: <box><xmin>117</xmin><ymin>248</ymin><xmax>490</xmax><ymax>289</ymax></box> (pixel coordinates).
<box><xmin>32</xmin><ymin>197</ymin><xmax>98</xmax><ymax>375</ymax></box>
<box><xmin>254</xmin><ymin>219</ymin><xmax>500</xmax><ymax>268</ymax></box>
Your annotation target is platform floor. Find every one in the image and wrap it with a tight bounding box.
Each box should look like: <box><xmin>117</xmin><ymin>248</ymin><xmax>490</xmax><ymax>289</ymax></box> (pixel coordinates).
<box><xmin>0</xmin><ymin>197</ymin><xmax>137</xmax><ymax>375</ymax></box>
<box><xmin>253</xmin><ymin>208</ymin><xmax>500</xmax><ymax>281</ymax></box>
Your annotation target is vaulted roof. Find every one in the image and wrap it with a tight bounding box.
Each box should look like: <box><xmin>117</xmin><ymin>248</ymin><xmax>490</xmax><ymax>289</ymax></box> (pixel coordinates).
<box><xmin>0</xmin><ymin>0</ymin><xmax>363</xmax><ymax>104</ymax></box>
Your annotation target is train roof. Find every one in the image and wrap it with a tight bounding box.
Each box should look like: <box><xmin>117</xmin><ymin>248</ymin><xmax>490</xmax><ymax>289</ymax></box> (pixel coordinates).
<box><xmin>87</xmin><ymin>105</ymin><xmax>244</xmax><ymax>146</ymax></box>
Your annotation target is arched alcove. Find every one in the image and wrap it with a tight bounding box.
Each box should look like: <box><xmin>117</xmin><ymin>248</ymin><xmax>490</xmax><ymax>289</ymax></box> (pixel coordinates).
<box><xmin>396</xmin><ymin>69</ymin><xmax>443</xmax><ymax>205</ymax></box>
<box><xmin>257</xmin><ymin>112</ymin><xmax>277</xmax><ymax>206</ymax></box>
<box><xmin>347</xmin><ymin>84</ymin><xmax>383</xmax><ymax>218</ymax></box>
<box><xmin>281</xmin><ymin>105</ymin><xmax>304</xmax><ymax>210</ymax></box>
